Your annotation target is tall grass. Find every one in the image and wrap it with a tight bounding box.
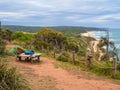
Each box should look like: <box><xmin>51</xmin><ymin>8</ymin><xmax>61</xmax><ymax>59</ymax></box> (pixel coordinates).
<box><xmin>0</xmin><ymin>59</ymin><xmax>30</xmax><ymax>90</ymax></box>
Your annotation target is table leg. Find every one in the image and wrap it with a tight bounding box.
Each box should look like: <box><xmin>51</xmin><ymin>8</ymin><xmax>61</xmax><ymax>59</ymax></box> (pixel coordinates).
<box><xmin>25</xmin><ymin>57</ymin><xmax>30</xmax><ymax>61</ymax></box>
<box><xmin>17</xmin><ymin>56</ymin><xmax>21</xmax><ymax>61</ymax></box>
<box><xmin>37</xmin><ymin>56</ymin><xmax>40</xmax><ymax>61</ymax></box>
<box><xmin>30</xmin><ymin>57</ymin><xmax>33</xmax><ymax>63</ymax></box>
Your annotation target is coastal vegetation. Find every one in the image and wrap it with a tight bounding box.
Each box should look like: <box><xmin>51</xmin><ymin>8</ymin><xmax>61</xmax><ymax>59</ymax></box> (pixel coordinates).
<box><xmin>3</xmin><ymin>25</ymin><xmax>104</xmax><ymax>33</ymax></box>
<box><xmin>0</xmin><ymin>59</ymin><xmax>30</xmax><ymax>90</ymax></box>
<box><xmin>1</xmin><ymin>26</ymin><xmax>120</xmax><ymax>89</ymax></box>
<box><xmin>0</xmin><ymin>29</ymin><xmax>30</xmax><ymax>90</ymax></box>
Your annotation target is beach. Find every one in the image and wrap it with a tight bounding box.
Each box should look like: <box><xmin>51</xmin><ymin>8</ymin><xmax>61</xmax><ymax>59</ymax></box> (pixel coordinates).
<box><xmin>81</xmin><ymin>31</ymin><xmax>101</xmax><ymax>56</ymax></box>
<box><xmin>81</xmin><ymin>31</ymin><xmax>94</xmax><ymax>38</ymax></box>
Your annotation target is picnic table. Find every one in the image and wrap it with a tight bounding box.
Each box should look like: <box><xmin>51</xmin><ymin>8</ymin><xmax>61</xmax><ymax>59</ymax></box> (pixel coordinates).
<box><xmin>17</xmin><ymin>53</ymin><xmax>41</xmax><ymax>63</ymax></box>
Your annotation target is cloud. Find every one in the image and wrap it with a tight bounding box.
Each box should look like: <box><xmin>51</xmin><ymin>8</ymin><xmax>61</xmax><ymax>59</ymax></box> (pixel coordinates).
<box><xmin>0</xmin><ymin>0</ymin><xmax>120</xmax><ymax>27</ymax></box>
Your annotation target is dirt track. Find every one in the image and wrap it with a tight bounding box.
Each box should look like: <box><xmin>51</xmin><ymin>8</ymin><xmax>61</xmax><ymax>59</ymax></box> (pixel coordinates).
<box><xmin>7</xmin><ymin>56</ymin><xmax>120</xmax><ymax>90</ymax></box>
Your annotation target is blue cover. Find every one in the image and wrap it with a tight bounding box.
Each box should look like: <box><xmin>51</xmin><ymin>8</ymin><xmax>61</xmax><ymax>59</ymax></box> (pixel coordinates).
<box><xmin>25</xmin><ymin>50</ymin><xmax>34</xmax><ymax>55</ymax></box>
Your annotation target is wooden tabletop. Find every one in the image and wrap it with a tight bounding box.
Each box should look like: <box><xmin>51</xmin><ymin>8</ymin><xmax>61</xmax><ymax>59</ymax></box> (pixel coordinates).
<box><xmin>17</xmin><ymin>53</ymin><xmax>41</xmax><ymax>57</ymax></box>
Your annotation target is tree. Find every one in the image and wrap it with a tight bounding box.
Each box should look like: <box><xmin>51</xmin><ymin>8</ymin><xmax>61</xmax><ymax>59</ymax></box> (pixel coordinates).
<box><xmin>98</xmin><ymin>37</ymin><xmax>119</xmax><ymax>60</ymax></box>
<box><xmin>0</xmin><ymin>29</ymin><xmax>13</xmax><ymax>41</ymax></box>
<box><xmin>98</xmin><ymin>37</ymin><xmax>110</xmax><ymax>60</ymax></box>
<box><xmin>0</xmin><ymin>38</ymin><xmax>6</xmax><ymax>54</ymax></box>
<box><xmin>34</xmin><ymin>28</ymin><xmax>67</xmax><ymax>50</ymax></box>
<box><xmin>12</xmin><ymin>32</ymin><xmax>33</xmax><ymax>42</ymax></box>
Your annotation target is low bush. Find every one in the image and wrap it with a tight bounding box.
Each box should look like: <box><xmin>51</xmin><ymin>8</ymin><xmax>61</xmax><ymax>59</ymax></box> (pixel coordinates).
<box><xmin>91</xmin><ymin>65</ymin><xmax>112</xmax><ymax>76</ymax></box>
<box><xmin>0</xmin><ymin>59</ymin><xmax>30</xmax><ymax>90</ymax></box>
<box><xmin>0</xmin><ymin>38</ymin><xmax>6</xmax><ymax>54</ymax></box>
<box><xmin>57</xmin><ymin>52</ymin><xmax>71</xmax><ymax>62</ymax></box>
<box><xmin>77</xmin><ymin>50</ymin><xmax>86</xmax><ymax>56</ymax></box>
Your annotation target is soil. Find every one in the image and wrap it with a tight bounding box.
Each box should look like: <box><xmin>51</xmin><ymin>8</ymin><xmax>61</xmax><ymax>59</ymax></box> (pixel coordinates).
<box><xmin>6</xmin><ymin>56</ymin><xmax>120</xmax><ymax>90</ymax></box>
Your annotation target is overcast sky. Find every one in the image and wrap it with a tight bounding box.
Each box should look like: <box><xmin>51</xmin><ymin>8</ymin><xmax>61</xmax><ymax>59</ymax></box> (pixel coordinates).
<box><xmin>0</xmin><ymin>0</ymin><xmax>120</xmax><ymax>28</ymax></box>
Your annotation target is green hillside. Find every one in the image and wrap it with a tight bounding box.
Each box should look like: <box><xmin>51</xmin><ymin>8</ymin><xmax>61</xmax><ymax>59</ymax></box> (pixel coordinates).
<box><xmin>2</xmin><ymin>25</ymin><xmax>104</xmax><ymax>33</ymax></box>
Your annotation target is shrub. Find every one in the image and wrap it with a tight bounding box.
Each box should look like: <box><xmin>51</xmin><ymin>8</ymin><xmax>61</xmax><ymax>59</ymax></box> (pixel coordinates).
<box><xmin>91</xmin><ymin>61</ymin><xmax>115</xmax><ymax>78</ymax></box>
<box><xmin>100</xmin><ymin>53</ymin><xmax>108</xmax><ymax>61</ymax></box>
<box><xmin>57</xmin><ymin>52</ymin><xmax>71</xmax><ymax>62</ymax></box>
<box><xmin>91</xmin><ymin>65</ymin><xmax>112</xmax><ymax>76</ymax></box>
<box><xmin>0</xmin><ymin>60</ymin><xmax>30</xmax><ymax>90</ymax></box>
<box><xmin>0</xmin><ymin>38</ymin><xmax>6</xmax><ymax>54</ymax></box>
<box><xmin>77</xmin><ymin>50</ymin><xmax>86</xmax><ymax>56</ymax></box>
<box><xmin>33</xmin><ymin>40</ymin><xmax>53</xmax><ymax>50</ymax></box>
<box><xmin>12</xmin><ymin>32</ymin><xmax>33</xmax><ymax>42</ymax></box>
<box><xmin>94</xmin><ymin>52</ymin><xmax>100</xmax><ymax>60</ymax></box>
<box><xmin>116</xmin><ymin>71</ymin><xmax>120</xmax><ymax>79</ymax></box>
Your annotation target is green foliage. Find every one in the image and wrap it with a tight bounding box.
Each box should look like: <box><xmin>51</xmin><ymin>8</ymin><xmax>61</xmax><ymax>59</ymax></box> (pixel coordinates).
<box><xmin>98</xmin><ymin>37</ymin><xmax>109</xmax><ymax>48</ymax></box>
<box><xmin>34</xmin><ymin>40</ymin><xmax>53</xmax><ymax>50</ymax></box>
<box><xmin>100</xmin><ymin>53</ymin><xmax>108</xmax><ymax>61</ymax></box>
<box><xmin>57</xmin><ymin>52</ymin><xmax>71</xmax><ymax>62</ymax></box>
<box><xmin>12</xmin><ymin>32</ymin><xmax>33</xmax><ymax>42</ymax></box>
<box><xmin>94</xmin><ymin>52</ymin><xmax>100</xmax><ymax>60</ymax></box>
<box><xmin>65</xmin><ymin>42</ymin><xmax>79</xmax><ymax>52</ymax></box>
<box><xmin>91</xmin><ymin>65</ymin><xmax>112</xmax><ymax>76</ymax></box>
<box><xmin>0</xmin><ymin>29</ymin><xmax>13</xmax><ymax>41</ymax></box>
<box><xmin>34</xmin><ymin>28</ymin><xmax>66</xmax><ymax>50</ymax></box>
<box><xmin>91</xmin><ymin>61</ymin><xmax>113</xmax><ymax>77</ymax></box>
<box><xmin>0</xmin><ymin>38</ymin><xmax>6</xmax><ymax>54</ymax></box>
<box><xmin>64</xmin><ymin>34</ymin><xmax>88</xmax><ymax>53</ymax></box>
<box><xmin>100</xmin><ymin>48</ymin><xmax>106</xmax><ymax>53</ymax></box>
<box><xmin>116</xmin><ymin>71</ymin><xmax>120</xmax><ymax>79</ymax></box>
<box><xmin>0</xmin><ymin>60</ymin><xmax>30</xmax><ymax>90</ymax></box>
<box><xmin>77</xmin><ymin>50</ymin><xmax>86</xmax><ymax>56</ymax></box>
<box><xmin>116</xmin><ymin>62</ymin><xmax>120</xmax><ymax>70</ymax></box>
<box><xmin>3</xmin><ymin>25</ymin><xmax>103</xmax><ymax>33</ymax></box>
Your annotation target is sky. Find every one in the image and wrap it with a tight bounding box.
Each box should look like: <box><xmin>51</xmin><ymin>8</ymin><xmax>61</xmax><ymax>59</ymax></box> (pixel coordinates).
<box><xmin>0</xmin><ymin>0</ymin><xmax>120</xmax><ymax>28</ymax></box>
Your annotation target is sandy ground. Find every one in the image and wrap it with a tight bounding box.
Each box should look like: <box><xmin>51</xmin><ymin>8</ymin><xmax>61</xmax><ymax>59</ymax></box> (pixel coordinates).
<box><xmin>6</xmin><ymin>56</ymin><xmax>120</xmax><ymax>90</ymax></box>
<box><xmin>81</xmin><ymin>31</ymin><xmax>101</xmax><ymax>55</ymax></box>
<box><xmin>81</xmin><ymin>31</ymin><xmax>94</xmax><ymax>37</ymax></box>
<box><xmin>81</xmin><ymin>31</ymin><xmax>99</xmax><ymax>52</ymax></box>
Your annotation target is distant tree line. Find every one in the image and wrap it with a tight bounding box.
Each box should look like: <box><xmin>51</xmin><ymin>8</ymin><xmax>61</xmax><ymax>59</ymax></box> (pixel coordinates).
<box><xmin>3</xmin><ymin>25</ymin><xmax>103</xmax><ymax>33</ymax></box>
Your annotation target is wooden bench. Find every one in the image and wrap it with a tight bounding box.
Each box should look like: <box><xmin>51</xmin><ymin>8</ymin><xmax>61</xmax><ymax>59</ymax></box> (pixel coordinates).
<box><xmin>17</xmin><ymin>53</ymin><xmax>41</xmax><ymax>63</ymax></box>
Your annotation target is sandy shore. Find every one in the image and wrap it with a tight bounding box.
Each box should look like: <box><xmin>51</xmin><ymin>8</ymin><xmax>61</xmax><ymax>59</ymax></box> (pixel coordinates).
<box><xmin>81</xmin><ymin>31</ymin><xmax>94</xmax><ymax>38</ymax></box>
<box><xmin>81</xmin><ymin>31</ymin><xmax>101</xmax><ymax>55</ymax></box>
<box><xmin>81</xmin><ymin>31</ymin><xmax>104</xmax><ymax>60</ymax></box>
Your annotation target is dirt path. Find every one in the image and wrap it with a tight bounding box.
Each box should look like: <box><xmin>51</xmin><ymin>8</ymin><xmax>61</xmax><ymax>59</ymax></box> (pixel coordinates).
<box><xmin>6</xmin><ymin>56</ymin><xmax>120</xmax><ymax>90</ymax></box>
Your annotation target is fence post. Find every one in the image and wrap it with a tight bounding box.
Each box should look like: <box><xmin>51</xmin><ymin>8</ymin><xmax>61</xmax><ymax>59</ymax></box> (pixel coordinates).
<box><xmin>53</xmin><ymin>50</ymin><xmax>56</xmax><ymax>58</ymax></box>
<box><xmin>42</xmin><ymin>46</ymin><xmax>44</xmax><ymax>51</ymax></box>
<box><xmin>87</xmin><ymin>54</ymin><xmax>92</xmax><ymax>69</ymax></box>
<box><xmin>113</xmin><ymin>57</ymin><xmax>117</xmax><ymax>78</ymax></box>
<box><xmin>72</xmin><ymin>51</ymin><xmax>75</xmax><ymax>64</ymax></box>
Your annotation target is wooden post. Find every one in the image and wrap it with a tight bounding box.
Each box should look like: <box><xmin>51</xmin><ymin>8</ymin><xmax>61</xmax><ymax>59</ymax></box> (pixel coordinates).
<box><xmin>53</xmin><ymin>50</ymin><xmax>56</xmax><ymax>58</ymax></box>
<box><xmin>17</xmin><ymin>56</ymin><xmax>21</xmax><ymax>61</ymax></box>
<box><xmin>37</xmin><ymin>56</ymin><xmax>40</xmax><ymax>62</ymax></box>
<box><xmin>113</xmin><ymin>57</ymin><xmax>117</xmax><ymax>78</ymax></box>
<box><xmin>90</xmin><ymin>42</ymin><xmax>94</xmax><ymax>56</ymax></box>
<box><xmin>42</xmin><ymin>45</ymin><xmax>44</xmax><ymax>51</ymax></box>
<box><xmin>47</xmin><ymin>47</ymin><xmax>49</xmax><ymax>53</ymax></box>
<box><xmin>106</xmin><ymin>30</ymin><xmax>109</xmax><ymax>60</ymax></box>
<box><xmin>72</xmin><ymin>51</ymin><xmax>75</xmax><ymax>64</ymax></box>
<box><xmin>87</xmin><ymin>54</ymin><xmax>92</xmax><ymax>69</ymax></box>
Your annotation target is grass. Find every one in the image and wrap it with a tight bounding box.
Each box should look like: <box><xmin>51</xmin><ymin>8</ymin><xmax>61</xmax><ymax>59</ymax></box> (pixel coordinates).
<box><xmin>54</xmin><ymin>57</ymin><xmax>120</xmax><ymax>80</ymax></box>
<box><xmin>0</xmin><ymin>58</ymin><xmax>31</xmax><ymax>90</ymax></box>
<box><xmin>54</xmin><ymin>60</ymin><xmax>88</xmax><ymax>73</ymax></box>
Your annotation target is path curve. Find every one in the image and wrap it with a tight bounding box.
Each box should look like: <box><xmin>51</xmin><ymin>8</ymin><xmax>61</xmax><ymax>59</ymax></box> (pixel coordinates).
<box><xmin>7</xmin><ymin>57</ymin><xmax>120</xmax><ymax>90</ymax></box>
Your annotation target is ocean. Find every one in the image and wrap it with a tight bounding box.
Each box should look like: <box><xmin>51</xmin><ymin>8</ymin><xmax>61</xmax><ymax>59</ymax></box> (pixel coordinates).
<box><xmin>93</xmin><ymin>29</ymin><xmax>120</xmax><ymax>47</ymax></box>
<box><xmin>93</xmin><ymin>29</ymin><xmax>120</xmax><ymax>57</ymax></box>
